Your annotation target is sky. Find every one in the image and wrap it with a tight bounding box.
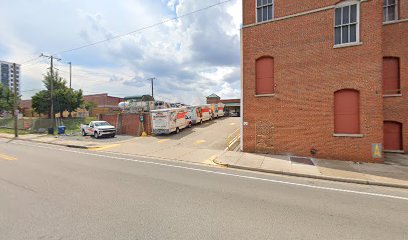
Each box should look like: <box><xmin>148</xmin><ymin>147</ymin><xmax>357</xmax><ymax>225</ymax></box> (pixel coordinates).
<box><xmin>0</xmin><ymin>0</ymin><xmax>242</xmax><ymax>105</ymax></box>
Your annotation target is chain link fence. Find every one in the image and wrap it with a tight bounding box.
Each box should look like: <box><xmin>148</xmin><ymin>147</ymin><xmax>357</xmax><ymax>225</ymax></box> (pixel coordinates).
<box><xmin>0</xmin><ymin>117</ymin><xmax>97</xmax><ymax>134</ymax></box>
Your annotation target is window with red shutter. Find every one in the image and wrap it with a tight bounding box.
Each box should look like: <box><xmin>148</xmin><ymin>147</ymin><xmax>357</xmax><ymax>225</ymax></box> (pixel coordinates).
<box><xmin>384</xmin><ymin>121</ymin><xmax>403</xmax><ymax>151</ymax></box>
<box><xmin>255</xmin><ymin>57</ymin><xmax>274</xmax><ymax>95</ymax></box>
<box><xmin>383</xmin><ymin>57</ymin><xmax>400</xmax><ymax>95</ymax></box>
<box><xmin>334</xmin><ymin>89</ymin><xmax>360</xmax><ymax>134</ymax></box>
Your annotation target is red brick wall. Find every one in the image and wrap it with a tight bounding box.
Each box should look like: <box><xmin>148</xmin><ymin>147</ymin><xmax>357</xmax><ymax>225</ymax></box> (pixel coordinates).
<box><xmin>221</xmin><ymin>99</ymin><xmax>240</xmax><ymax>103</ymax></box>
<box><xmin>106</xmin><ymin>96</ymin><xmax>123</xmax><ymax>106</ymax></box>
<box><xmin>99</xmin><ymin>114</ymin><xmax>118</xmax><ymax>127</ymax></box>
<box><xmin>100</xmin><ymin>113</ymin><xmax>152</xmax><ymax>136</ymax></box>
<box><xmin>83</xmin><ymin>94</ymin><xmax>108</xmax><ymax>106</ymax></box>
<box><xmin>400</xmin><ymin>0</ymin><xmax>408</xmax><ymax>19</ymax></box>
<box><xmin>244</xmin><ymin>0</ymin><xmax>342</xmax><ymax>25</ymax></box>
<box><xmin>382</xmin><ymin>22</ymin><xmax>408</xmax><ymax>153</ymax></box>
<box><xmin>19</xmin><ymin>100</ymin><xmax>32</xmax><ymax>109</ymax></box>
<box><xmin>242</xmin><ymin>0</ymin><xmax>384</xmax><ymax>162</ymax></box>
<box><xmin>83</xmin><ymin>94</ymin><xmax>123</xmax><ymax>107</ymax></box>
<box><xmin>207</xmin><ymin>97</ymin><xmax>221</xmax><ymax>104</ymax></box>
<box><xmin>274</xmin><ymin>0</ymin><xmax>339</xmax><ymax>18</ymax></box>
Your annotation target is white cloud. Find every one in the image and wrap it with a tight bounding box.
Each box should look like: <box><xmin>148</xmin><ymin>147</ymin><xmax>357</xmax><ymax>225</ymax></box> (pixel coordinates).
<box><xmin>0</xmin><ymin>0</ymin><xmax>242</xmax><ymax>104</ymax></box>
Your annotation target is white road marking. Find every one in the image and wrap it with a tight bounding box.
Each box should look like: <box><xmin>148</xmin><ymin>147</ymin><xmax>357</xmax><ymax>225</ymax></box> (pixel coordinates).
<box><xmin>8</xmin><ymin>140</ymin><xmax>408</xmax><ymax>201</ymax></box>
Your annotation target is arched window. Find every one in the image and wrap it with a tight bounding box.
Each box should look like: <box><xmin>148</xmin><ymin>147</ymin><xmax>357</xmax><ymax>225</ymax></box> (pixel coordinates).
<box><xmin>255</xmin><ymin>57</ymin><xmax>274</xmax><ymax>95</ymax></box>
<box><xmin>334</xmin><ymin>89</ymin><xmax>360</xmax><ymax>134</ymax></box>
<box><xmin>383</xmin><ymin>57</ymin><xmax>400</xmax><ymax>95</ymax></box>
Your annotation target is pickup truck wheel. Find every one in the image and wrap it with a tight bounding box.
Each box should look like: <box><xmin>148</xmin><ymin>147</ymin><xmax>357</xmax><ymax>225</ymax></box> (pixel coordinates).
<box><xmin>94</xmin><ymin>131</ymin><xmax>99</xmax><ymax>139</ymax></box>
<box><xmin>82</xmin><ymin>130</ymin><xmax>87</xmax><ymax>136</ymax></box>
<box><xmin>176</xmin><ymin>127</ymin><xmax>180</xmax><ymax>134</ymax></box>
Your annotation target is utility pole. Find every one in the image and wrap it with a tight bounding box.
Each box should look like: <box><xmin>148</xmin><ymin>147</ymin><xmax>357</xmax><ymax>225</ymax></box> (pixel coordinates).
<box><xmin>147</xmin><ymin>77</ymin><xmax>155</xmax><ymax>98</ymax></box>
<box><xmin>40</xmin><ymin>54</ymin><xmax>61</xmax><ymax>121</ymax></box>
<box><xmin>13</xmin><ymin>63</ymin><xmax>18</xmax><ymax>138</ymax></box>
<box><xmin>68</xmin><ymin>62</ymin><xmax>72</xmax><ymax>89</ymax></box>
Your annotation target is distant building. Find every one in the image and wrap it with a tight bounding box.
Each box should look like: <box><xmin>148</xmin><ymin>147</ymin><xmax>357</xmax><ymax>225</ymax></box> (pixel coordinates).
<box><xmin>221</xmin><ymin>99</ymin><xmax>240</xmax><ymax>117</ymax></box>
<box><xmin>0</xmin><ymin>60</ymin><xmax>20</xmax><ymax>95</ymax></box>
<box><xmin>206</xmin><ymin>93</ymin><xmax>221</xmax><ymax>104</ymax></box>
<box><xmin>206</xmin><ymin>93</ymin><xmax>240</xmax><ymax>116</ymax></box>
<box><xmin>19</xmin><ymin>93</ymin><xmax>123</xmax><ymax>118</ymax></box>
<box><xmin>19</xmin><ymin>99</ymin><xmax>37</xmax><ymax>117</ymax></box>
<box><xmin>83</xmin><ymin>93</ymin><xmax>123</xmax><ymax>117</ymax></box>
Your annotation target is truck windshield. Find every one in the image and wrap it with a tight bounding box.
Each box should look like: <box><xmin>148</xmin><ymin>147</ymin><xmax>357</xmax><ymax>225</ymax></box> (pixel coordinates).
<box><xmin>94</xmin><ymin>122</ymin><xmax>111</xmax><ymax>127</ymax></box>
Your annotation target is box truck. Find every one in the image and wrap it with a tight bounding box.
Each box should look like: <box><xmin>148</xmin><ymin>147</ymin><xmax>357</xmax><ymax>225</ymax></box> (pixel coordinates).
<box><xmin>151</xmin><ymin>108</ymin><xmax>191</xmax><ymax>135</ymax></box>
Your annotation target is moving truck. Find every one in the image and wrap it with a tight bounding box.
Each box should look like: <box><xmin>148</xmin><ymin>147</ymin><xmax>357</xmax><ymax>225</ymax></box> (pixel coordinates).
<box><xmin>201</xmin><ymin>104</ymin><xmax>213</xmax><ymax>122</ymax></box>
<box><xmin>151</xmin><ymin>108</ymin><xmax>191</xmax><ymax>135</ymax></box>
<box><xmin>186</xmin><ymin>106</ymin><xmax>204</xmax><ymax>125</ymax></box>
<box><xmin>212</xmin><ymin>103</ymin><xmax>225</xmax><ymax>118</ymax></box>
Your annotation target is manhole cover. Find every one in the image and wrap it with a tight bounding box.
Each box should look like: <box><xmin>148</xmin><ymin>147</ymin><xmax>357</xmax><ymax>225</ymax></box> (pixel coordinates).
<box><xmin>290</xmin><ymin>156</ymin><xmax>315</xmax><ymax>166</ymax></box>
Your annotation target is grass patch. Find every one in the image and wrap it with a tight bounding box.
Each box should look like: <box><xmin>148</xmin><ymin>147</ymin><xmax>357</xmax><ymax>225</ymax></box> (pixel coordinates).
<box><xmin>0</xmin><ymin>128</ymin><xmax>30</xmax><ymax>135</ymax></box>
<box><xmin>60</xmin><ymin>117</ymin><xmax>97</xmax><ymax>134</ymax></box>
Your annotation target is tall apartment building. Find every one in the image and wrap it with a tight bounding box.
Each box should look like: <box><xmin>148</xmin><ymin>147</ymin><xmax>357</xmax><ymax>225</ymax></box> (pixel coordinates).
<box><xmin>242</xmin><ymin>0</ymin><xmax>407</xmax><ymax>162</ymax></box>
<box><xmin>0</xmin><ymin>60</ymin><xmax>21</xmax><ymax>95</ymax></box>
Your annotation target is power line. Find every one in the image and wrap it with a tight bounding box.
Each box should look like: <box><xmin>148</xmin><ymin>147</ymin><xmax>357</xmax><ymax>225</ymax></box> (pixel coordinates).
<box><xmin>20</xmin><ymin>0</ymin><xmax>237</xmax><ymax>67</ymax></box>
<box><xmin>20</xmin><ymin>88</ymin><xmax>44</xmax><ymax>93</ymax></box>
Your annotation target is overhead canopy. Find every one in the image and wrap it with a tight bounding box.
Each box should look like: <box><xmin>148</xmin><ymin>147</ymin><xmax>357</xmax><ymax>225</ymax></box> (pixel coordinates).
<box><xmin>224</xmin><ymin>103</ymin><xmax>240</xmax><ymax>107</ymax></box>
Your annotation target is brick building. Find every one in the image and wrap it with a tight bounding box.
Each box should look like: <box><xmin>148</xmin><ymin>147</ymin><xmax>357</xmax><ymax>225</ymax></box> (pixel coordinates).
<box><xmin>206</xmin><ymin>94</ymin><xmax>241</xmax><ymax>116</ymax></box>
<box><xmin>242</xmin><ymin>0</ymin><xmax>407</xmax><ymax>162</ymax></box>
<box><xmin>206</xmin><ymin>94</ymin><xmax>221</xmax><ymax>104</ymax></box>
<box><xmin>19</xmin><ymin>93</ymin><xmax>123</xmax><ymax>118</ymax></box>
<box><xmin>83</xmin><ymin>93</ymin><xmax>123</xmax><ymax>117</ymax></box>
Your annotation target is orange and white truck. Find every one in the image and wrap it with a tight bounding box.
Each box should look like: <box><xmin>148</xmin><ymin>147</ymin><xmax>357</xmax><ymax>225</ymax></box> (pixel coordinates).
<box><xmin>151</xmin><ymin>108</ymin><xmax>191</xmax><ymax>135</ymax></box>
<box><xmin>212</xmin><ymin>103</ymin><xmax>225</xmax><ymax>118</ymax></box>
<box><xmin>201</xmin><ymin>104</ymin><xmax>213</xmax><ymax>122</ymax></box>
<box><xmin>186</xmin><ymin>106</ymin><xmax>203</xmax><ymax>125</ymax></box>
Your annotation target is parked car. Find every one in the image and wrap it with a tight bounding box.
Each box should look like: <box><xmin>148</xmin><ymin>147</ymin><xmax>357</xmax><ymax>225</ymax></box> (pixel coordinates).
<box><xmin>230</xmin><ymin>112</ymin><xmax>239</xmax><ymax>117</ymax></box>
<box><xmin>81</xmin><ymin>121</ymin><xmax>116</xmax><ymax>138</ymax></box>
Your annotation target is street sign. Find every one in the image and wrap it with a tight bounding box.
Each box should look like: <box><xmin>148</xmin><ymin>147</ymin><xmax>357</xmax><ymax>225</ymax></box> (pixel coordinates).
<box><xmin>372</xmin><ymin>143</ymin><xmax>382</xmax><ymax>158</ymax></box>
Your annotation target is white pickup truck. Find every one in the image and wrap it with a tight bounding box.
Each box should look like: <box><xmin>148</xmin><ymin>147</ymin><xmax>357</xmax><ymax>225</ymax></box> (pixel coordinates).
<box><xmin>81</xmin><ymin>121</ymin><xmax>116</xmax><ymax>138</ymax></box>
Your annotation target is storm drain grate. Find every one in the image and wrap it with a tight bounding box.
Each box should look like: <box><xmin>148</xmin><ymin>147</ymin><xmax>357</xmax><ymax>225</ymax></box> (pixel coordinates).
<box><xmin>290</xmin><ymin>156</ymin><xmax>315</xmax><ymax>166</ymax></box>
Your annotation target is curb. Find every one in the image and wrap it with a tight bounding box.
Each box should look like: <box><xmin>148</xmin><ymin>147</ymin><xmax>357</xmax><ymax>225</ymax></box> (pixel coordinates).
<box><xmin>212</xmin><ymin>157</ymin><xmax>408</xmax><ymax>190</ymax></box>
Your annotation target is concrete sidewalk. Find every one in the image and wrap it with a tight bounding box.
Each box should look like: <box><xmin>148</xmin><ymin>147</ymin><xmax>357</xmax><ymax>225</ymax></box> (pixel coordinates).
<box><xmin>2</xmin><ymin>132</ymin><xmax>408</xmax><ymax>189</ymax></box>
<box><xmin>214</xmin><ymin>151</ymin><xmax>408</xmax><ymax>189</ymax></box>
<box><xmin>0</xmin><ymin>133</ymin><xmax>110</xmax><ymax>149</ymax></box>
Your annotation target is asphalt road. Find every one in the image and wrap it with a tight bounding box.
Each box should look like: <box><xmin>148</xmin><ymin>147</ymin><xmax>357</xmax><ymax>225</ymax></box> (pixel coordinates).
<box><xmin>0</xmin><ymin>139</ymin><xmax>407</xmax><ymax>240</ymax></box>
<box><xmin>129</xmin><ymin>117</ymin><xmax>241</xmax><ymax>150</ymax></box>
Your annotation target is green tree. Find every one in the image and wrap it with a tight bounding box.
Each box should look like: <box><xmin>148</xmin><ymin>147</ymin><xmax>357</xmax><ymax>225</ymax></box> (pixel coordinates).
<box><xmin>83</xmin><ymin>101</ymin><xmax>97</xmax><ymax>116</ymax></box>
<box><xmin>64</xmin><ymin>88</ymin><xmax>84</xmax><ymax>117</ymax></box>
<box><xmin>43</xmin><ymin>71</ymin><xmax>67</xmax><ymax>91</ymax></box>
<box><xmin>32</xmin><ymin>90</ymin><xmax>50</xmax><ymax>117</ymax></box>
<box><xmin>32</xmin><ymin>71</ymin><xmax>84</xmax><ymax>118</ymax></box>
<box><xmin>0</xmin><ymin>83</ymin><xmax>17</xmax><ymax>112</ymax></box>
